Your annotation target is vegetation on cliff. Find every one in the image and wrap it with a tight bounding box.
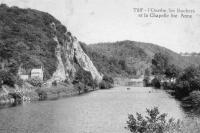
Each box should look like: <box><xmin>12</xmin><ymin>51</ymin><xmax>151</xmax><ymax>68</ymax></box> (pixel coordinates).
<box><xmin>0</xmin><ymin>4</ymin><xmax>103</xmax><ymax>104</ymax></box>
<box><xmin>0</xmin><ymin>4</ymin><xmax>68</xmax><ymax>80</ymax></box>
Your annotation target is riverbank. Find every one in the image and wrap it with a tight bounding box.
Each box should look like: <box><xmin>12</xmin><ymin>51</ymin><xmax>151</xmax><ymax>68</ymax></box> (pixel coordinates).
<box><xmin>0</xmin><ymin>82</ymin><xmax>99</xmax><ymax>107</ymax></box>
<box><xmin>0</xmin><ymin>86</ymin><xmax>190</xmax><ymax>133</ymax></box>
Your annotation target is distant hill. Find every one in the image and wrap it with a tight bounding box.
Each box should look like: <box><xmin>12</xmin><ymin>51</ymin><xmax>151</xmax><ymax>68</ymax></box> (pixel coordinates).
<box><xmin>82</xmin><ymin>40</ymin><xmax>200</xmax><ymax>77</ymax></box>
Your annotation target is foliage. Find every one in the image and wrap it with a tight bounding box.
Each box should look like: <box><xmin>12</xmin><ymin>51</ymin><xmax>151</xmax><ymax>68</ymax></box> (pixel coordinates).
<box><xmin>102</xmin><ymin>75</ymin><xmax>114</xmax><ymax>84</ymax></box>
<box><xmin>27</xmin><ymin>77</ymin><xmax>43</xmax><ymax>87</ymax></box>
<box><xmin>126</xmin><ymin>107</ymin><xmax>181</xmax><ymax>133</ymax></box>
<box><xmin>86</xmin><ymin>40</ymin><xmax>199</xmax><ymax>78</ymax></box>
<box><xmin>52</xmin><ymin>80</ymin><xmax>57</xmax><ymax>86</ymax></box>
<box><xmin>0</xmin><ymin>4</ymin><xmax>71</xmax><ymax>80</ymax></box>
<box><xmin>165</xmin><ymin>64</ymin><xmax>180</xmax><ymax>79</ymax></box>
<box><xmin>74</xmin><ymin>68</ymin><xmax>94</xmax><ymax>87</ymax></box>
<box><xmin>174</xmin><ymin>65</ymin><xmax>200</xmax><ymax>98</ymax></box>
<box><xmin>151</xmin><ymin>52</ymin><xmax>169</xmax><ymax>75</ymax></box>
<box><xmin>151</xmin><ymin>77</ymin><xmax>161</xmax><ymax>88</ymax></box>
<box><xmin>74</xmin><ymin>82</ymin><xmax>85</xmax><ymax>94</ymax></box>
<box><xmin>99</xmin><ymin>75</ymin><xmax>114</xmax><ymax>89</ymax></box>
<box><xmin>143</xmin><ymin>76</ymin><xmax>150</xmax><ymax>87</ymax></box>
<box><xmin>35</xmin><ymin>88</ymin><xmax>47</xmax><ymax>100</ymax></box>
<box><xmin>92</xmin><ymin>78</ymin><xmax>98</xmax><ymax>90</ymax></box>
<box><xmin>99</xmin><ymin>80</ymin><xmax>112</xmax><ymax>89</ymax></box>
<box><xmin>15</xmin><ymin>76</ymin><xmax>24</xmax><ymax>87</ymax></box>
<box><xmin>81</xmin><ymin>41</ymin><xmax>141</xmax><ymax>77</ymax></box>
<box><xmin>0</xmin><ymin>70</ymin><xmax>16</xmax><ymax>87</ymax></box>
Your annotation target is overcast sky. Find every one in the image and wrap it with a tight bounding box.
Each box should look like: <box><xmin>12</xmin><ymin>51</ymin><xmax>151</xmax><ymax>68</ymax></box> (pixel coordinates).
<box><xmin>1</xmin><ymin>0</ymin><xmax>200</xmax><ymax>53</ymax></box>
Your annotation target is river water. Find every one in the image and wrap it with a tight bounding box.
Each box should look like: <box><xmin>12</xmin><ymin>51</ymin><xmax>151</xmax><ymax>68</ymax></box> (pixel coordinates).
<box><xmin>0</xmin><ymin>86</ymin><xmax>196</xmax><ymax>133</ymax></box>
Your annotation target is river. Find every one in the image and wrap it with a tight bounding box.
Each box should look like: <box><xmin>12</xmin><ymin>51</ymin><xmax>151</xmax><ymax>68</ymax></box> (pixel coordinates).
<box><xmin>0</xmin><ymin>86</ymin><xmax>196</xmax><ymax>133</ymax></box>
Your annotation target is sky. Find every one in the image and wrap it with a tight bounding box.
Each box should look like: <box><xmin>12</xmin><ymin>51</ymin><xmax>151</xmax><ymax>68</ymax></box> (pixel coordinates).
<box><xmin>1</xmin><ymin>0</ymin><xmax>200</xmax><ymax>53</ymax></box>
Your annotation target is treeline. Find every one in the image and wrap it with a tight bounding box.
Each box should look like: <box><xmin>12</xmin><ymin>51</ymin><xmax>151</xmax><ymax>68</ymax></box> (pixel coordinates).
<box><xmin>72</xmin><ymin>67</ymin><xmax>114</xmax><ymax>94</ymax></box>
<box><xmin>84</xmin><ymin>40</ymin><xmax>200</xmax><ymax>78</ymax></box>
<box><xmin>80</xmin><ymin>42</ymin><xmax>136</xmax><ymax>77</ymax></box>
<box><xmin>149</xmin><ymin>52</ymin><xmax>200</xmax><ymax>99</ymax></box>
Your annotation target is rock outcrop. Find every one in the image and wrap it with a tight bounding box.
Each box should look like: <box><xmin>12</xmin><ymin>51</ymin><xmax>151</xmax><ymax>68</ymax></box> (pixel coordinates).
<box><xmin>73</xmin><ymin>38</ymin><xmax>102</xmax><ymax>82</ymax></box>
<box><xmin>48</xmin><ymin>24</ymin><xmax>102</xmax><ymax>84</ymax></box>
<box><xmin>0</xmin><ymin>4</ymin><xmax>102</xmax><ymax>85</ymax></box>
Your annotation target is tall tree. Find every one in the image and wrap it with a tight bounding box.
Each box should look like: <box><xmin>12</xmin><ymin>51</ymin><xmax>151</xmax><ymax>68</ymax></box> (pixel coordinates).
<box><xmin>151</xmin><ymin>52</ymin><xmax>169</xmax><ymax>75</ymax></box>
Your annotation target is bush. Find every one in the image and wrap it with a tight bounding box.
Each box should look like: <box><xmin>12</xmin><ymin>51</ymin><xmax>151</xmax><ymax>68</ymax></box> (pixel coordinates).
<box><xmin>174</xmin><ymin>80</ymin><xmax>190</xmax><ymax>99</ymax></box>
<box><xmin>99</xmin><ymin>75</ymin><xmax>114</xmax><ymax>89</ymax></box>
<box><xmin>126</xmin><ymin>107</ymin><xmax>181</xmax><ymax>133</ymax></box>
<box><xmin>92</xmin><ymin>78</ymin><xmax>98</xmax><ymax>90</ymax></box>
<box><xmin>74</xmin><ymin>82</ymin><xmax>85</xmax><ymax>94</ymax></box>
<box><xmin>74</xmin><ymin>68</ymin><xmax>94</xmax><ymax>87</ymax></box>
<box><xmin>52</xmin><ymin>80</ymin><xmax>57</xmax><ymax>86</ymax></box>
<box><xmin>143</xmin><ymin>76</ymin><xmax>150</xmax><ymax>87</ymax></box>
<box><xmin>27</xmin><ymin>78</ymin><xmax>43</xmax><ymax>87</ymax></box>
<box><xmin>16</xmin><ymin>77</ymin><xmax>24</xmax><ymax>87</ymax></box>
<box><xmin>0</xmin><ymin>70</ymin><xmax>16</xmax><ymax>87</ymax></box>
<box><xmin>99</xmin><ymin>80</ymin><xmax>113</xmax><ymax>89</ymax></box>
<box><xmin>102</xmin><ymin>75</ymin><xmax>114</xmax><ymax>84</ymax></box>
<box><xmin>35</xmin><ymin>89</ymin><xmax>47</xmax><ymax>100</ymax></box>
<box><xmin>162</xmin><ymin>82</ymin><xmax>176</xmax><ymax>90</ymax></box>
<box><xmin>173</xmin><ymin>65</ymin><xmax>200</xmax><ymax>98</ymax></box>
<box><xmin>151</xmin><ymin>77</ymin><xmax>161</xmax><ymax>88</ymax></box>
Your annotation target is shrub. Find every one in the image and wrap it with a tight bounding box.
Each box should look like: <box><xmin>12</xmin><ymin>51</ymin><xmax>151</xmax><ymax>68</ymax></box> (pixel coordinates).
<box><xmin>125</xmin><ymin>107</ymin><xmax>181</xmax><ymax>133</ymax></box>
<box><xmin>173</xmin><ymin>65</ymin><xmax>200</xmax><ymax>98</ymax></box>
<box><xmin>143</xmin><ymin>76</ymin><xmax>150</xmax><ymax>87</ymax></box>
<box><xmin>102</xmin><ymin>75</ymin><xmax>114</xmax><ymax>84</ymax></box>
<box><xmin>35</xmin><ymin>89</ymin><xmax>47</xmax><ymax>100</ymax></box>
<box><xmin>74</xmin><ymin>68</ymin><xmax>94</xmax><ymax>87</ymax></box>
<box><xmin>99</xmin><ymin>75</ymin><xmax>114</xmax><ymax>89</ymax></box>
<box><xmin>27</xmin><ymin>78</ymin><xmax>43</xmax><ymax>87</ymax></box>
<box><xmin>151</xmin><ymin>77</ymin><xmax>161</xmax><ymax>88</ymax></box>
<box><xmin>162</xmin><ymin>81</ymin><xmax>176</xmax><ymax>90</ymax></box>
<box><xmin>0</xmin><ymin>70</ymin><xmax>16</xmax><ymax>87</ymax></box>
<box><xmin>52</xmin><ymin>80</ymin><xmax>57</xmax><ymax>86</ymax></box>
<box><xmin>99</xmin><ymin>80</ymin><xmax>113</xmax><ymax>89</ymax></box>
<box><xmin>174</xmin><ymin>80</ymin><xmax>190</xmax><ymax>99</ymax></box>
<box><xmin>74</xmin><ymin>82</ymin><xmax>85</xmax><ymax>94</ymax></box>
<box><xmin>92</xmin><ymin>78</ymin><xmax>98</xmax><ymax>90</ymax></box>
<box><xmin>99</xmin><ymin>81</ymin><xmax>107</xmax><ymax>89</ymax></box>
<box><xmin>16</xmin><ymin>77</ymin><xmax>23</xmax><ymax>87</ymax></box>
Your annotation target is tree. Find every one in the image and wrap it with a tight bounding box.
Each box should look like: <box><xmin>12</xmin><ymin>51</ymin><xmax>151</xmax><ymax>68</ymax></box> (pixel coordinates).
<box><xmin>151</xmin><ymin>52</ymin><xmax>169</xmax><ymax>75</ymax></box>
<box><xmin>0</xmin><ymin>70</ymin><xmax>16</xmax><ymax>87</ymax></box>
<box><xmin>99</xmin><ymin>75</ymin><xmax>114</xmax><ymax>89</ymax></box>
<box><xmin>174</xmin><ymin>65</ymin><xmax>200</xmax><ymax>98</ymax></box>
<box><xmin>165</xmin><ymin>64</ymin><xmax>180</xmax><ymax>79</ymax></box>
<box><xmin>118</xmin><ymin>60</ymin><xmax>126</xmax><ymax>70</ymax></box>
<box><xmin>0</xmin><ymin>41</ymin><xmax>14</xmax><ymax>70</ymax></box>
<box><xmin>126</xmin><ymin>107</ymin><xmax>181</xmax><ymax>133</ymax></box>
<box><xmin>74</xmin><ymin>68</ymin><xmax>94</xmax><ymax>87</ymax></box>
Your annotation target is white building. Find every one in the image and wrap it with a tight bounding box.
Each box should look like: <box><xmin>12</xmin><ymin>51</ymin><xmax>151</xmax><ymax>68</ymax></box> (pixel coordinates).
<box><xmin>19</xmin><ymin>75</ymin><xmax>29</xmax><ymax>80</ymax></box>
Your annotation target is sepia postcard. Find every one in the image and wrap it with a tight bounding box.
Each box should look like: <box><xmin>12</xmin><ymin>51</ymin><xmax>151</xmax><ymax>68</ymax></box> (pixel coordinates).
<box><xmin>0</xmin><ymin>0</ymin><xmax>200</xmax><ymax>133</ymax></box>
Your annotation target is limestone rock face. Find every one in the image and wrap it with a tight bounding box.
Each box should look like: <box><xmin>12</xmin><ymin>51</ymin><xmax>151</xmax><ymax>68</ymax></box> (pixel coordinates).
<box><xmin>50</xmin><ymin>36</ymin><xmax>67</xmax><ymax>81</ymax></box>
<box><xmin>49</xmin><ymin>30</ymin><xmax>102</xmax><ymax>84</ymax></box>
<box><xmin>73</xmin><ymin>39</ymin><xmax>102</xmax><ymax>82</ymax></box>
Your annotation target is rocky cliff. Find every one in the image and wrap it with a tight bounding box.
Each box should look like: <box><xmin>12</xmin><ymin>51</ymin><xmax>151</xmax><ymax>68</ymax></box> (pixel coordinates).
<box><xmin>49</xmin><ymin>25</ymin><xmax>102</xmax><ymax>83</ymax></box>
<box><xmin>0</xmin><ymin>4</ymin><xmax>102</xmax><ymax>84</ymax></box>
